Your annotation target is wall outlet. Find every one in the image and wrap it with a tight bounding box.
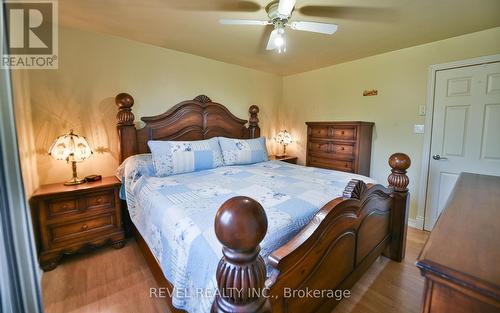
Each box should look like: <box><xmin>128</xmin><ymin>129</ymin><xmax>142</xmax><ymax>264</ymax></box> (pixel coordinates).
<box><xmin>418</xmin><ymin>105</ymin><xmax>426</xmax><ymax>116</ymax></box>
<box><xmin>414</xmin><ymin>124</ymin><xmax>425</xmax><ymax>134</ymax></box>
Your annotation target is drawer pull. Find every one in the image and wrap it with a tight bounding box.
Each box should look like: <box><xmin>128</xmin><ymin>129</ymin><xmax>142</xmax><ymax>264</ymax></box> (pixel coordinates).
<box><xmin>341</xmin><ymin>131</ymin><xmax>345</xmax><ymax>135</ymax></box>
<box><xmin>96</xmin><ymin>197</ymin><xmax>102</xmax><ymax>204</ymax></box>
<box><xmin>62</xmin><ymin>204</ymin><xmax>68</xmax><ymax>209</ymax></box>
<box><xmin>81</xmin><ymin>224</ymin><xmax>88</xmax><ymax>231</ymax></box>
<box><xmin>341</xmin><ymin>147</ymin><xmax>345</xmax><ymax>151</ymax></box>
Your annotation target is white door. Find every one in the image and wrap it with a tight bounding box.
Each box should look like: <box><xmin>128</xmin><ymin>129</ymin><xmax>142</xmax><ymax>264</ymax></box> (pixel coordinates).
<box><xmin>425</xmin><ymin>61</ymin><xmax>500</xmax><ymax>230</ymax></box>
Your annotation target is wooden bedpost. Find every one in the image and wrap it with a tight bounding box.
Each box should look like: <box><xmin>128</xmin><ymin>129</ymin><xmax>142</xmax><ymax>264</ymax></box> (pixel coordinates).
<box><xmin>115</xmin><ymin>93</ymin><xmax>137</xmax><ymax>163</ymax></box>
<box><xmin>248</xmin><ymin>105</ymin><xmax>260</xmax><ymax>138</ymax></box>
<box><xmin>385</xmin><ymin>153</ymin><xmax>411</xmax><ymax>262</ymax></box>
<box><xmin>212</xmin><ymin>196</ymin><xmax>271</xmax><ymax>313</ymax></box>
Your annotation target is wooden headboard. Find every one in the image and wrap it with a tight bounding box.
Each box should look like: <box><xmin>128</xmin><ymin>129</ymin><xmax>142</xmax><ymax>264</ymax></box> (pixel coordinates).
<box><xmin>115</xmin><ymin>93</ymin><xmax>260</xmax><ymax>163</ymax></box>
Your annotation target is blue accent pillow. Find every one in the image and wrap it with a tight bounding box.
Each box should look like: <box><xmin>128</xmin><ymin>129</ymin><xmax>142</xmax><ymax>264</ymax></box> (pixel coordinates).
<box><xmin>218</xmin><ymin>137</ymin><xmax>269</xmax><ymax>165</ymax></box>
<box><xmin>148</xmin><ymin>138</ymin><xmax>224</xmax><ymax>176</ymax></box>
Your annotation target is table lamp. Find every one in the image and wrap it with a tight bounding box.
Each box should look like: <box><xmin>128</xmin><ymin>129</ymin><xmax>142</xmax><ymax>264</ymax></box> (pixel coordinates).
<box><xmin>274</xmin><ymin>129</ymin><xmax>293</xmax><ymax>157</ymax></box>
<box><xmin>48</xmin><ymin>129</ymin><xmax>93</xmax><ymax>185</ymax></box>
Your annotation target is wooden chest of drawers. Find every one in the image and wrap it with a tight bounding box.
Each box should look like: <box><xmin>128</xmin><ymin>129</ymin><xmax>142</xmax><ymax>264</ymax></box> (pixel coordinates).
<box><xmin>417</xmin><ymin>173</ymin><xmax>500</xmax><ymax>313</ymax></box>
<box><xmin>305</xmin><ymin>121</ymin><xmax>374</xmax><ymax>176</ymax></box>
<box><xmin>30</xmin><ymin>176</ymin><xmax>125</xmax><ymax>271</ymax></box>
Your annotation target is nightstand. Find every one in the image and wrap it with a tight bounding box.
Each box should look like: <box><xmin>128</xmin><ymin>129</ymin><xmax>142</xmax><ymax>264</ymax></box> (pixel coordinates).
<box><xmin>269</xmin><ymin>155</ymin><xmax>298</xmax><ymax>164</ymax></box>
<box><xmin>30</xmin><ymin>176</ymin><xmax>125</xmax><ymax>271</ymax></box>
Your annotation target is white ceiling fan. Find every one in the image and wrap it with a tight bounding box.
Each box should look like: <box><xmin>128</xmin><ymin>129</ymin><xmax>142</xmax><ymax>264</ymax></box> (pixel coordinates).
<box><xmin>219</xmin><ymin>0</ymin><xmax>338</xmax><ymax>53</ymax></box>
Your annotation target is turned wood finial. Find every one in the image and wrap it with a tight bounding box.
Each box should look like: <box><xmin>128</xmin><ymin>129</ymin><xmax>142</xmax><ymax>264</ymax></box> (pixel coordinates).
<box><xmin>249</xmin><ymin>105</ymin><xmax>259</xmax><ymax>125</ymax></box>
<box><xmin>213</xmin><ymin>196</ymin><xmax>271</xmax><ymax>313</ymax></box>
<box><xmin>388</xmin><ymin>153</ymin><xmax>411</xmax><ymax>192</ymax></box>
<box><xmin>115</xmin><ymin>93</ymin><xmax>135</xmax><ymax>125</ymax></box>
<box><xmin>248</xmin><ymin>105</ymin><xmax>260</xmax><ymax>138</ymax></box>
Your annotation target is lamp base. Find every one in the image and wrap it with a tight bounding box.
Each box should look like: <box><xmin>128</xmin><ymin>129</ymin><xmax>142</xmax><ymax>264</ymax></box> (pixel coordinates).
<box><xmin>64</xmin><ymin>160</ymin><xmax>86</xmax><ymax>186</ymax></box>
<box><xmin>64</xmin><ymin>177</ymin><xmax>86</xmax><ymax>186</ymax></box>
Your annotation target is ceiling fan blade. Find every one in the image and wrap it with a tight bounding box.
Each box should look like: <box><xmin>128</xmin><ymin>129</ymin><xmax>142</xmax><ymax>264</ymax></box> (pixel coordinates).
<box><xmin>258</xmin><ymin>25</ymin><xmax>274</xmax><ymax>53</ymax></box>
<box><xmin>298</xmin><ymin>5</ymin><xmax>396</xmax><ymax>21</ymax></box>
<box><xmin>266</xmin><ymin>29</ymin><xmax>279</xmax><ymax>50</ymax></box>
<box><xmin>278</xmin><ymin>0</ymin><xmax>296</xmax><ymax>17</ymax></box>
<box><xmin>289</xmin><ymin>21</ymin><xmax>338</xmax><ymax>35</ymax></box>
<box><xmin>168</xmin><ymin>1</ymin><xmax>261</xmax><ymax>12</ymax></box>
<box><xmin>219</xmin><ymin>19</ymin><xmax>270</xmax><ymax>26</ymax></box>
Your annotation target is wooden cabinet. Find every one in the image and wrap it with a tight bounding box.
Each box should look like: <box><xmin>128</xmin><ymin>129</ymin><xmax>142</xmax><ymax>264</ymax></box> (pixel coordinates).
<box><xmin>416</xmin><ymin>173</ymin><xmax>500</xmax><ymax>313</ymax></box>
<box><xmin>30</xmin><ymin>176</ymin><xmax>125</xmax><ymax>271</ymax></box>
<box><xmin>305</xmin><ymin>121</ymin><xmax>374</xmax><ymax>176</ymax></box>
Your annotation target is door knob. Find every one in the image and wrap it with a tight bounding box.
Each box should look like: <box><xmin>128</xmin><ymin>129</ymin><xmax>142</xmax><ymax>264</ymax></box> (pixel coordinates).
<box><xmin>432</xmin><ymin>154</ymin><xmax>448</xmax><ymax>160</ymax></box>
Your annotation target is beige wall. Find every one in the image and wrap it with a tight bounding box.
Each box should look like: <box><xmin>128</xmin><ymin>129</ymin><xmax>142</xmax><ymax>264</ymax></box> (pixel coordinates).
<box><xmin>281</xmin><ymin>27</ymin><xmax>500</xmax><ymax>221</ymax></box>
<box><xmin>26</xmin><ymin>27</ymin><xmax>282</xmax><ymax>185</ymax></box>
<box><xmin>12</xmin><ymin>70</ymin><xmax>39</xmax><ymax>196</ymax></box>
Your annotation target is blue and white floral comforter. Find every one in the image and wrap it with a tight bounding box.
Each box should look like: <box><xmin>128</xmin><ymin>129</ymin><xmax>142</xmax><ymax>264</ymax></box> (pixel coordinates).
<box><xmin>118</xmin><ymin>155</ymin><xmax>375</xmax><ymax>313</ymax></box>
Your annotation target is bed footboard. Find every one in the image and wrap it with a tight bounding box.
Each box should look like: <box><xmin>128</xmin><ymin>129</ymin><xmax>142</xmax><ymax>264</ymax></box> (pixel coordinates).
<box><xmin>212</xmin><ymin>153</ymin><xmax>410</xmax><ymax>313</ymax></box>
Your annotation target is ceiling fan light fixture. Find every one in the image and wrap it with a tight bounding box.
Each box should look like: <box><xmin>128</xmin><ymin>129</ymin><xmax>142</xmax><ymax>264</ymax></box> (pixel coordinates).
<box><xmin>271</xmin><ymin>23</ymin><xmax>286</xmax><ymax>53</ymax></box>
<box><xmin>274</xmin><ymin>28</ymin><xmax>285</xmax><ymax>47</ymax></box>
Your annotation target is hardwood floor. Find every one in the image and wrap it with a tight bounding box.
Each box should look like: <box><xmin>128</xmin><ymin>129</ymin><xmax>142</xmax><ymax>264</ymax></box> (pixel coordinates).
<box><xmin>333</xmin><ymin>228</ymin><xmax>428</xmax><ymax>313</ymax></box>
<box><xmin>42</xmin><ymin>228</ymin><xmax>428</xmax><ymax>313</ymax></box>
<box><xmin>42</xmin><ymin>240</ymin><xmax>169</xmax><ymax>313</ymax></box>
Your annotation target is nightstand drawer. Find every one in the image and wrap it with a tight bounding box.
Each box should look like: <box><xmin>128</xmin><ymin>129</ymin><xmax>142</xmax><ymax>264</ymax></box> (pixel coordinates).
<box><xmin>46</xmin><ymin>190</ymin><xmax>114</xmax><ymax>220</ymax></box>
<box><xmin>84</xmin><ymin>192</ymin><xmax>113</xmax><ymax>210</ymax></box>
<box><xmin>48</xmin><ymin>198</ymin><xmax>79</xmax><ymax>216</ymax></box>
<box><xmin>50</xmin><ymin>213</ymin><xmax>116</xmax><ymax>243</ymax></box>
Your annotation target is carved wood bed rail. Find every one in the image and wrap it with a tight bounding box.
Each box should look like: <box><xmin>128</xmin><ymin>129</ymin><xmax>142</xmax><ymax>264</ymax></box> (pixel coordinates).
<box><xmin>114</xmin><ymin>93</ymin><xmax>411</xmax><ymax>313</ymax></box>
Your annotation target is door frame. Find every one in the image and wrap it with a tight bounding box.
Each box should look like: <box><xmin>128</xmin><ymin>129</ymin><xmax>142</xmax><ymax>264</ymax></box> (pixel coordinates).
<box><xmin>417</xmin><ymin>53</ymin><xmax>500</xmax><ymax>231</ymax></box>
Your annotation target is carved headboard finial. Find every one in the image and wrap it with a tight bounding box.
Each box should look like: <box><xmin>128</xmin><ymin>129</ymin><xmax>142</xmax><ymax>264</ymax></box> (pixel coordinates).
<box><xmin>248</xmin><ymin>105</ymin><xmax>260</xmax><ymax>138</ymax></box>
<box><xmin>249</xmin><ymin>105</ymin><xmax>259</xmax><ymax>124</ymax></box>
<box><xmin>343</xmin><ymin>179</ymin><xmax>367</xmax><ymax>200</ymax></box>
<box><xmin>193</xmin><ymin>95</ymin><xmax>212</xmax><ymax>104</ymax></box>
<box><xmin>115</xmin><ymin>93</ymin><xmax>135</xmax><ymax>126</ymax></box>
<box><xmin>388</xmin><ymin>153</ymin><xmax>411</xmax><ymax>192</ymax></box>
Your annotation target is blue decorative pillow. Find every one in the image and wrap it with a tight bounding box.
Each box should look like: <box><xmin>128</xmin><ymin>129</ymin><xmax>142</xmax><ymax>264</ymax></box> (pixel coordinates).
<box><xmin>218</xmin><ymin>137</ymin><xmax>269</xmax><ymax>165</ymax></box>
<box><xmin>148</xmin><ymin>138</ymin><xmax>224</xmax><ymax>176</ymax></box>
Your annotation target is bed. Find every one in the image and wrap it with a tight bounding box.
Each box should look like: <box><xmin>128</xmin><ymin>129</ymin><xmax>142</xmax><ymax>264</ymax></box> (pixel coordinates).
<box><xmin>115</xmin><ymin>93</ymin><xmax>411</xmax><ymax>313</ymax></box>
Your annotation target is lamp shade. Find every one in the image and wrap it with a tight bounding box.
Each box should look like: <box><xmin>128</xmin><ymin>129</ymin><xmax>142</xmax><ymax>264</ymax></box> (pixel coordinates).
<box><xmin>274</xmin><ymin>130</ymin><xmax>293</xmax><ymax>145</ymax></box>
<box><xmin>48</xmin><ymin>130</ymin><xmax>92</xmax><ymax>162</ymax></box>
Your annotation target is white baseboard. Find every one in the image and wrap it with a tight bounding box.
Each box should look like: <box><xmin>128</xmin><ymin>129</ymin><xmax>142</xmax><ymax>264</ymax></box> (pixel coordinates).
<box><xmin>408</xmin><ymin>215</ymin><xmax>424</xmax><ymax>230</ymax></box>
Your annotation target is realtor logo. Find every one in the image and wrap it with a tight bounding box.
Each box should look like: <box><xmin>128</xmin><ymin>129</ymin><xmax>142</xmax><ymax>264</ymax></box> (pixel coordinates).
<box><xmin>2</xmin><ymin>0</ymin><xmax>58</xmax><ymax>69</ymax></box>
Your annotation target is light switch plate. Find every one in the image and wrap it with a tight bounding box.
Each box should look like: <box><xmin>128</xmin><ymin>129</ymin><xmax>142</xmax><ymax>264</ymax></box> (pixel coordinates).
<box><xmin>414</xmin><ymin>124</ymin><xmax>425</xmax><ymax>134</ymax></box>
<box><xmin>418</xmin><ymin>105</ymin><xmax>426</xmax><ymax>116</ymax></box>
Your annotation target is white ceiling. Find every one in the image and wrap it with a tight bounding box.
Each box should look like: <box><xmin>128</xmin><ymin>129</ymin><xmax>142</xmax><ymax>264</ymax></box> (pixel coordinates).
<box><xmin>59</xmin><ymin>0</ymin><xmax>500</xmax><ymax>75</ymax></box>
